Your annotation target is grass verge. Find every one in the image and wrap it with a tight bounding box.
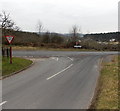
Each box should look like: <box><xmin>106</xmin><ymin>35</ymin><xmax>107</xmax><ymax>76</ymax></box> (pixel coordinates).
<box><xmin>91</xmin><ymin>55</ymin><xmax>119</xmax><ymax>109</ymax></box>
<box><xmin>11</xmin><ymin>46</ymin><xmax>97</xmax><ymax>51</ymax></box>
<box><xmin>2</xmin><ymin>57</ymin><xmax>33</xmax><ymax>76</ymax></box>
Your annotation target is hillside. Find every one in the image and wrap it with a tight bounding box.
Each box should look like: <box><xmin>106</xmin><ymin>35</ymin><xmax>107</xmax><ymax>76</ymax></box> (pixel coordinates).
<box><xmin>84</xmin><ymin>32</ymin><xmax>119</xmax><ymax>42</ymax></box>
<box><xmin>2</xmin><ymin>29</ymin><xmax>119</xmax><ymax>51</ymax></box>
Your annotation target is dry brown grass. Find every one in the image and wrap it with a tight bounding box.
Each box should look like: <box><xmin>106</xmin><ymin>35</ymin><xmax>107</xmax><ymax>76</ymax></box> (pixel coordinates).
<box><xmin>95</xmin><ymin>55</ymin><xmax>119</xmax><ymax>109</ymax></box>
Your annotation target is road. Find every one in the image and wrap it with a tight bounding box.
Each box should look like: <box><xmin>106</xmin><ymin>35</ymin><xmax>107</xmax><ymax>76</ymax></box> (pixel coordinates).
<box><xmin>2</xmin><ymin>51</ymin><xmax>118</xmax><ymax>109</ymax></box>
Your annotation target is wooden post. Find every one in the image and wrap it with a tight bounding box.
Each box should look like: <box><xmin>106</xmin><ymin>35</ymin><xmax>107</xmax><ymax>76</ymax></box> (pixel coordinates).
<box><xmin>2</xmin><ymin>47</ymin><xmax>5</xmax><ymax>57</ymax></box>
<box><xmin>10</xmin><ymin>46</ymin><xmax>12</xmax><ymax>64</ymax></box>
<box><xmin>6</xmin><ymin>48</ymin><xmax>9</xmax><ymax>58</ymax></box>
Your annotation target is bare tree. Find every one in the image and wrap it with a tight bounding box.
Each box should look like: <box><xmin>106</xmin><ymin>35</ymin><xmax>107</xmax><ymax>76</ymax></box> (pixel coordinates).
<box><xmin>72</xmin><ymin>25</ymin><xmax>78</xmax><ymax>38</ymax></box>
<box><xmin>37</xmin><ymin>20</ymin><xmax>44</xmax><ymax>36</ymax></box>
<box><xmin>0</xmin><ymin>11</ymin><xmax>20</xmax><ymax>36</ymax></box>
<box><xmin>71</xmin><ymin>25</ymin><xmax>80</xmax><ymax>42</ymax></box>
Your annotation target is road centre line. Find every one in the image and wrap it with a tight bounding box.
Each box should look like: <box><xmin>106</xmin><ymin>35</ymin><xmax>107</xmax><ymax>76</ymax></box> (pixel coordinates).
<box><xmin>67</xmin><ymin>57</ymin><xmax>73</xmax><ymax>61</ymax></box>
<box><xmin>46</xmin><ymin>64</ymin><xmax>73</xmax><ymax>80</ymax></box>
<box><xmin>0</xmin><ymin>101</ymin><xmax>7</xmax><ymax>106</ymax></box>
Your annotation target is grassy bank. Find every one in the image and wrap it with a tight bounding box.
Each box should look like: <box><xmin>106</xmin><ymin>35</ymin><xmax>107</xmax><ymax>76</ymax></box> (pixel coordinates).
<box><xmin>0</xmin><ymin>60</ymin><xmax>1</xmax><ymax>71</ymax></box>
<box><xmin>2</xmin><ymin>57</ymin><xmax>33</xmax><ymax>76</ymax></box>
<box><xmin>11</xmin><ymin>46</ymin><xmax>96</xmax><ymax>51</ymax></box>
<box><xmin>92</xmin><ymin>55</ymin><xmax>119</xmax><ymax>109</ymax></box>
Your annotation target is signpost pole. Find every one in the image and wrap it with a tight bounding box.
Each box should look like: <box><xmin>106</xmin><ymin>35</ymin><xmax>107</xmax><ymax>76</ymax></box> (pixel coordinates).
<box><xmin>10</xmin><ymin>45</ymin><xmax>12</xmax><ymax>64</ymax></box>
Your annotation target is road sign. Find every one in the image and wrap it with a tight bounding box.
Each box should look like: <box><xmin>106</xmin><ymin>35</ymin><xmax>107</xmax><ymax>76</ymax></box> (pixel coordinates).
<box><xmin>5</xmin><ymin>35</ymin><xmax>14</xmax><ymax>64</ymax></box>
<box><xmin>5</xmin><ymin>36</ymin><xmax>14</xmax><ymax>44</ymax></box>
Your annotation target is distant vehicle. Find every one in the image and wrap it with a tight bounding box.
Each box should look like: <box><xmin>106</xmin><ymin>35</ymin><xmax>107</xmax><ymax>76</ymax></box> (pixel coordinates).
<box><xmin>74</xmin><ymin>45</ymin><xmax>82</xmax><ymax>48</ymax></box>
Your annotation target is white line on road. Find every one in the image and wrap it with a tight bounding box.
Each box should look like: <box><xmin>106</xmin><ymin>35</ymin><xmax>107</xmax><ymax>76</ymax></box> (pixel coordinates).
<box><xmin>56</xmin><ymin>57</ymin><xmax>59</xmax><ymax>61</ymax></box>
<box><xmin>51</xmin><ymin>57</ymin><xmax>59</xmax><ymax>61</ymax></box>
<box><xmin>0</xmin><ymin>101</ymin><xmax>7</xmax><ymax>106</ymax></box>
<box><xmin>67</xmin><ymin>57</ymin><xmax>73</xmax><ymax>61</ymax></box>
<box><xmin>47</xmin><ymin>64</ymin><xmax>73</xmax><ymax>80</ymax></box>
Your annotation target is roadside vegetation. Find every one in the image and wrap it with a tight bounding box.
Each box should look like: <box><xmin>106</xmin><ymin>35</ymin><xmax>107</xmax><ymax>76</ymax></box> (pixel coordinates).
<box><xmin>1</xmin><ymin>11</ymin><xmax>119</xmax><ymax>51</ymax></box>
<box><xmin>2</xmin><ymin>29</ymin><xmax>119</xmax><ymax>51</ymax></box>
<box><xmin>91</xmin><ymin>55</ymin><xmax>119</xmax><ymax>109</ymax></box>
<box><xmin>11</xmin><ymin>46</ymin><xmax>97</xmax><ymax>51</ymax></box>
<box><xmin>0</xmin><ymin>59</ymin><xmax>1</xmax><ymax>70</ymax></box>
<box><xmin>2</xmin><ymin>57</ymin><xmax>33</xmax><ymax>76</ymax></box>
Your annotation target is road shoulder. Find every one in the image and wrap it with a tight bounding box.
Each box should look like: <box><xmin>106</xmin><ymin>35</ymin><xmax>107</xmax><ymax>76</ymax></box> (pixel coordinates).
<box><xmin>89</xmin><ymin>55</ymin><xmax>119</xmax><ymax>109</ymax></box>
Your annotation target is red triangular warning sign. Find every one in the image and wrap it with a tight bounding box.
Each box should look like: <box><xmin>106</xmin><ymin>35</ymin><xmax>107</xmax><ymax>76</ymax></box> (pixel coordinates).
<box><xmin>5</xmin><ymin>36</ymin><xmax>14</xmax><ymax>44</ymax></box>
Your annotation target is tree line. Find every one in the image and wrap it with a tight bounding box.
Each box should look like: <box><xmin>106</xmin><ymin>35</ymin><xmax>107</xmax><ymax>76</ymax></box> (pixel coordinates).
<box><xmin>0</xmin><ymin>11</ymin><xmax>119</xmax><ymax>51</ymax></box>
<box><xmin>84</xmin><ymin>32</ymin><xmax>119</xmax><ymax>42</ymax></box>
<box><xmin>2</xmin><ymin>29</ymin><xmax>65</xmax><ymax>48</ymax></box>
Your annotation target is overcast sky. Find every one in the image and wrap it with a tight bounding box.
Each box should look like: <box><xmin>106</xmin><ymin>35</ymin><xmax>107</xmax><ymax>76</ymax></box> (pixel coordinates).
<box><xmin>0</xmin><ymin>0</ymin><xmax>119</xmax><ymax>34</ymax></box>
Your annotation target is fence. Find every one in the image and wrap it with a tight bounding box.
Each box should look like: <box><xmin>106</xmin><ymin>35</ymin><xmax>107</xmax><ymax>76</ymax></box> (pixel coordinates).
<box><xmin>2</xmin><ymin>47</ymin><xmax>10</xmax><ymax>57</ymax></box>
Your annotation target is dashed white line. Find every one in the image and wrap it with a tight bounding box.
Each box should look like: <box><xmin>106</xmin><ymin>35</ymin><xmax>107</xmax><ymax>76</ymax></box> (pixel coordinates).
<box><xmin>0</xmin><ymin>101</ymin><xmax>7</xmax><ymax>106</ymax></box>
<box><xmin>46</xmin><ymin>64</ymin><xmax>73</xmax><ymax>80</ymax></box>
<box><xmin>67</xmin><ymin>57</ymin><xmax>73</xmax><ymax>61</ymax></box>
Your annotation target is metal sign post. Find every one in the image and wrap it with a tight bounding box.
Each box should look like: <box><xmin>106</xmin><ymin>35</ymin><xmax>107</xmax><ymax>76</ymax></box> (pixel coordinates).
<box><xmin>5</xmin><ymin>36</ymin><xmax>14</xmax><ymax>64</ymax></box>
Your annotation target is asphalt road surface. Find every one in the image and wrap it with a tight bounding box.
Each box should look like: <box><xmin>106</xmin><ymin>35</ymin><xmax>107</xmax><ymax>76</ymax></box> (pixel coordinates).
<box><xmin>2</xmin><ymin>51</ymin><xmax>118</xmax><ymax>109</ymax></box>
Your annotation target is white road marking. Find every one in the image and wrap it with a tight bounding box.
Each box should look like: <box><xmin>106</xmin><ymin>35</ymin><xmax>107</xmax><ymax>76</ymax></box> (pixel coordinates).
<box><xmin>56</xmin><ymin>58</ymin><xmax>59</xmax><ymax>61</ymax></box>
<box><xmin>50</xmin><ymin>57</ymin><xmax>59</xmax><ymax>61</ymax></box>
<box><xmin>47</xmin><ymin>64</ymin><xmax>73</xmax><ymax>80</ymax></box>
<box><xmin>0</xmin><ymin>101</ymin><xmax>7</xmax><ymax>106</ymax></box>
<box><xmin>67</xmin><ymin>57</ymin><xmax>73</xmax><ymax>61</ymax></box>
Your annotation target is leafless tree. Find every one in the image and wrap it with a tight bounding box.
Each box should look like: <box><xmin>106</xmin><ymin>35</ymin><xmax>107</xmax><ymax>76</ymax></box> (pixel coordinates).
<box><xmin>0</xmin><ymin>11</ymin><xmax>20</xmax><ymax>36</ymax></box>
<box><xmin>37</xmin><ymin>20</ymin><xmax>44</xmax><ymax>36</ymax></box>
<box><xmin>72</xmin><ymin>25</ymin><xmax>78</xmax><ymax>38</ymax></box>
<box><xmin>71</xmin><ymin>25</ymin><xmax>80</xmax><ymax>42</ymax></box>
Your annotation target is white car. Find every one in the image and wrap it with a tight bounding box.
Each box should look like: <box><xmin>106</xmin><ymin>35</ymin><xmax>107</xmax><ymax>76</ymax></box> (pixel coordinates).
<box><xmin>74</xmin><ymin>45</ymin><xmax>82</xmax><ymax>48</ymax></box>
